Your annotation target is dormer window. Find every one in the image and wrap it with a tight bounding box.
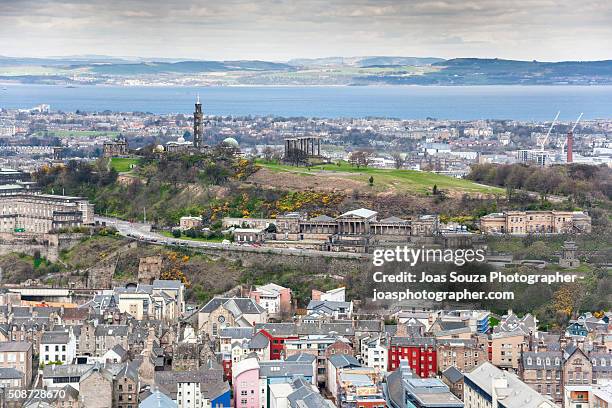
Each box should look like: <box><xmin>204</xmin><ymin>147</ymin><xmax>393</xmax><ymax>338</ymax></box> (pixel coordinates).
<box><xmin>536</xmin><ymin>358</ymin><xmax>542</xmax><ymax>365</ymax></box>
<box><xmin>527</xmin><ymin>357</ymin><xmax>533</xmax><ymax>365</ymax></box>
<box><xmin>601</xmin><ymin>359</ymin><xmax>607</xmax><ymax>367</ymax></box>
<box><xmin>546</xmin><ymin>358</ymin><xmax>551</xmax><ymax>365</ymax></box>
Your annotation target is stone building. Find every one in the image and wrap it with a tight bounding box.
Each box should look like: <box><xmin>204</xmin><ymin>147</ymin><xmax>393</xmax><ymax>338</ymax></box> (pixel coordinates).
<box><xmin>441</xmin><ymin>366</ymin><xmax>465</xmax><ymax>400</ymax></box>
<box><xmin>102</xmin><ymin>135</ymin><xmax>128</xmax><ymax>157</ymax></box>
<box><xmin>166</xmin><ymin>135</ymin><xmax>193</xmax><ymax>153</ymax></box>
<box><xmin>112</xmin><ymin>363</ymin><xmax>140</xmax><ymax>408</ymax></box>
<box><xmin>0</xmin><ymin>193</ymin><xmax>94</xmax><ymax>234</ymax></box>
<box><xmin>559</xmin><ymin>241</ymin><xmax>580</xmax><ymax>268</ymax></box>
<box><xmin>0</xmin><ymin>341</ymin><xmax>32</xmax><ymax>387</ymax></box>
<box><xmin>480</xmin><ymin>210</ymin><xmax>591</xmax><ymax>234</ymax></box>
<box><xmin>437</xmin><ymin>338</ymin><xmax>488</xmax><ymax>374</ymax></box>
<box><xmin>519</xmin><ymin>350</ymin><xmax>563</xmax><ymax>403</ymax></box>
<box><xmin>247</xmin><ymin>208</ymin><xmax>439</xmax><ymax>253</ymax></box>
<box><xmin>179</xmin><ymin>216</ymin><xmax>202</xmax><ymax>231</ymax></box>
<box><xmin>197</xmin><ymin>297</ymin><xmax>267</xmax><ymax>339</ymax></box>
<box><xmin>78</xmin><ymin>364</ymin><xmax>113</xmax><ymax>408</ymax></box>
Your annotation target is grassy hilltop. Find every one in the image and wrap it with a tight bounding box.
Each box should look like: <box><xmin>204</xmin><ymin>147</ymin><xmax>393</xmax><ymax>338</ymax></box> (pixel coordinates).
<box><xmin>257</xmin><ymin>160</ymin><xmax>503</xmax><ymax>195</ymax></box>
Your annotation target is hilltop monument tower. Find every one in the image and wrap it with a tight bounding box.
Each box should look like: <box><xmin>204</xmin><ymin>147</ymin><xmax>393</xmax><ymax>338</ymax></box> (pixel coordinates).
<box><xmin>193</xmin><ymin>94</ymin><xmax>203</xmax><ymax>149</ymax></box>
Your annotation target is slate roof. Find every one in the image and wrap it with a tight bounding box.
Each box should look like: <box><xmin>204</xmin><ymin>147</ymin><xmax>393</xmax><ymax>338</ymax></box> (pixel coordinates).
<box><xmin>95</xmin><ymin>325</ymin><xmax>129</xmax><ymax>337</ymax></box>
<box><xmin>384</xmin><ymin>325</ymin><xmax>398</xmax><ymax>337</ymax></box>
<box><xmin>43</xmin><ymin>363</ymin><xmax>93</xmax><ymax>378</ymax></box>
<box><xmin>442</xmin><ymin>366</ymin><xmax>464</xmax><ymax>384</ymax></box>
<box><xmin>287</xmin><ymin>377</ymin><xmax>332</xmax><ymax>408</ymax></box>
<box><xmin>390</xmin><ymin>337</ymin><xmax>436</xmax><ymax>347</ymax></box>
<box><xmin>436</xmin><ymin>320</ymin><xmax>469</xmax><ymax>331</ymax></box>
<box><xmin>41</xmin><ymin>331</ymin><xmax>69</xmax><ymax>344</ymax></box>
<box><xmin>0</xmin><ymin>367</ymin><xmax>23</xmax><ymax>379</ymax></box>
<box><xmin>591</xmin><ymin>353</ymin><xmax>612</xmax><ymax>372</ymax></box>
<box><xmin>248</xmin><ymin>332</ymin><xmax>270</xmax><ymax>349</ymax></box>
<box><xmin>521</xmin><ymin>351</ymin><xmax>563</xmax><ymax>369</ymax></box>
<box><xmin>285</xmin><ymin>353</ymin><xmax>317</xmax><ymax>364</ymax></box>
<box><xmin>220</xmin><ymin>327</ymin><xmax>254</xmax><ymax>339</ymax></box>
<box><xmin>321</xmin><ymin>322</ymin><xmax>354</xmax><ymax>336</ymax></box>
<box><xmin>259</xmin><ymin>361</ymin><xmax>313</xmax><ymax>378</ymax></box>
<box><xmin>153</xmin><ymin>280</ymin><xmax>183</xmax><ymax>290</ymax></box>
<box><xmin>200</xmin><ymin>297</ymin><xmax>265</xmax><ymax>315</ymax></box>
<box><xmin>255</xmin><ymin>323</ymin><xmax>298</xmax><ymax>337</ymax></box>
<box><xmin>494</xmin><ymin>313</ymin><xmax>537</xmax><ymax>336</ymax></box>
<box><xmin>107</xmin><ymin>344</ymin><xmax>128</xmax><ymax>359</ymax></box>
<box><xmin>140</xmin><ymin>389</ymin><xmax>178</xmax><ymax>408</ymax></box>
<box><xmin>354</xmin><ymin>320</ymin><xmax>383</xmax><ymax>332</ymax></box>
<box><xmin>0</xmin><ymin>341</ymin><xmax>31</xmax><ymax>352</ymax></box>
<box><xmin>385</xmin><ymin>366</ymin><xmax>404</xmax><ymax>408</ymax></box>
<box><xmin>307</xmin><ymin>300</ymin><xmax>351</xmax><ymax>312</ymax></box>
<box><xmin>155</xmin><ymin>369</ymin><xmax>228</xmax><ymax>401</ymax></box>
<box><xmin>328</xmin><ymin>354</ymin><xmax>360</xmax><ymax>369</ymax></box>
<box><xmin>465</xmin><ymin>362</ymin><xmax>557</xmax><ymax>408</ymax></box>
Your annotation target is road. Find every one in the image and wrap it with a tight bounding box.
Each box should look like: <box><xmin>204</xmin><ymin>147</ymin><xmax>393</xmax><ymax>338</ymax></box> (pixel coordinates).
<box><xmin>94</xmin><ymin>215</ymin><xmax>369</xmax><ymax>259</ymax></box>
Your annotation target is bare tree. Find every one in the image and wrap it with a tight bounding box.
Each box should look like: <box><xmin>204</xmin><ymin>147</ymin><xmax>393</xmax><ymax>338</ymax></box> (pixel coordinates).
<box><xmin>392</xmin><ymin>152</ymin><xmax>405</xmax><ymax>169</ymax></box>
<box><xmin>348</xmin><ymin>150</ymin><xmax>373</xmax><ymax>168</ymax></box>
<box><xmin>262</xmin><ymin>146</ymin><xmax>275</xmax><ymax>162</ymax></box>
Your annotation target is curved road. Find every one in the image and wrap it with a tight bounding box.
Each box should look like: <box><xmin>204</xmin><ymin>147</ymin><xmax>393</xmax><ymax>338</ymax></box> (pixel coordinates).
<box><xmin>94</xmin><ymin>215</ymin><xmax>370</xmax><ymax>259</ymax></box>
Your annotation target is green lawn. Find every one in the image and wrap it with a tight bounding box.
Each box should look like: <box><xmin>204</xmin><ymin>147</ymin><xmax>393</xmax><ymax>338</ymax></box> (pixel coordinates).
<box><xmin>258</xmin><ymin>160</ymin><xmax>504</xmax><ymax>195</ymax></box>
<box><xmin>110</xmin><ymin>157</ymin><xmax>140</xmax><ymax>173</ymax></box>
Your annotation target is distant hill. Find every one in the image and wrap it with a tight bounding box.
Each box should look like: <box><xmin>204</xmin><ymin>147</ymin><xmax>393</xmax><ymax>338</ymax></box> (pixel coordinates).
<box><xmin>287</xmin><ymin>56</ymin><xmax>444</xmax><ymax>67</ymax></box>
<box><xmin>85</xmin><ymin>60</ymin><xmax>294</xmax><ymax>75</ymax></box>
<box><xmin>1</xmin><ymin>55</ymin><xmax>611</xmax><ymax>85</ymax></box>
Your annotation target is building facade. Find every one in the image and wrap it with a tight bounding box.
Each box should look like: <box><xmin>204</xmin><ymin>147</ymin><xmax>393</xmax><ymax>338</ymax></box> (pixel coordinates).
<box><xmin>480</xmin><ymin>210</ymin><xmax>591</xmax><ymax>234</ymax></box>
<box><xmin>0</xmin><ymin>193</ymin><xmax>94</xmax><ymax>233</ymax></box>
<box><xmin>388</xmin><ymin>337</ymin><xmax>437</xmax><ymax>378</ymax></box>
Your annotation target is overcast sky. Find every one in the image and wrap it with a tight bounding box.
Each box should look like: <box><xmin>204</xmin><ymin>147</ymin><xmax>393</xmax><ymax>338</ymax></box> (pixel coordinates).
<box><xmin>1</xmin><ymin>0</ymin><xmax>611</xmax><ymax>61</ymax></box>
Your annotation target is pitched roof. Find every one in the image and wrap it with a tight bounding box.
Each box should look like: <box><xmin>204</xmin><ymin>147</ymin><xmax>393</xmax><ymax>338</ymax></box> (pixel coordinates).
<box><xmin>338</xmin><ymin>208</ymin><xmax>377</xmax><ymax>219</ymax></box>
<box><xmin>41</xmin><ymin>332</ymin><xmax>70</xmax><ymax>344</ymax></box>
<box><xmin>259</xmin><ymin>361</ymin><xmax>314</xmax><ymax>378</ymax></box>
<box><xmin>465</xmin><ymin>362</ymin><xmax>557</xmax><ymax>408</ymax></box>
<box><xmin>255</xmin><ymin>323</ymin><xmax>298</xmax><ymax>337</ymax></box>
<box><xmin>0</xmin><ymin>341</ymin><xmax>31</xmax><ymax>352</ymax></box>
<box><xmin>328</xmin><ymin>354</ymin><xmax>360</xmax><ymax>369</ymax></box>
<box><xmin>220</xmin><ymin>327</ymin><xmax>254</xmax><ymax>339</ymax></box>
<box><xmin>0</xmin><ymin>367</ymin><xmax>23</xmax><ymax>379</ymax></box>
<box><xmin>248</xmin><ymin>332</ymin><xmax>270</xmax><ymax>349</ymax></box>
<box><xmin>285</xmin><ymin>353</ymin><xmax>317</xmax><ymax>363</ymax></box>
<box><xmin>309</xmin><ymin>215</ymin><xmax>335</xmax><ymax>222</ymax></box>
<box><xmin>200</xmin><ymin>297</ymin><xmax>265</xmax><ymax>315</ymax></box>
<box><xmin>442</xmin><ymin>366</ymin><xmax>464</xmax><ymax>384</ymax></box>
<box><xmin>140</xmin><ymin>389</ymin><xmax>178</xmax><ymax>408</ymax></box>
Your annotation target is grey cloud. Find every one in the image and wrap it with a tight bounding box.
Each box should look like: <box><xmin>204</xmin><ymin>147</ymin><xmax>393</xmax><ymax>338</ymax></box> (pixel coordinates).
<box><xmin>0</xmin><ymin>0</ymin><xmax>610</xmax><ymax>60</ymax></box>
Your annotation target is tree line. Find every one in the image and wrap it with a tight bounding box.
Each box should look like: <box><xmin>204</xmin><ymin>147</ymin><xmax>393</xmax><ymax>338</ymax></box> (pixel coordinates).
<box><xmin>467</xmin><ymin>163</ymin><xmax>612</xmax><ymax>205</ymax></box>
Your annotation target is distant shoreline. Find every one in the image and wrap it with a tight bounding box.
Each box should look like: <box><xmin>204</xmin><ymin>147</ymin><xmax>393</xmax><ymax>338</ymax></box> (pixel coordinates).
<box><xmin>2</xmin><ymin>82</ymin><xmax>612</xmax><ymax>88</ymax></box>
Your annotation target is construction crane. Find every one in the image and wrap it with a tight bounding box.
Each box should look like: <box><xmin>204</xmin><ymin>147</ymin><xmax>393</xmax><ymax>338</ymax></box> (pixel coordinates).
<box><xmin>537</xmin><ymin>111</ymin><xmax>560</xmax><ymax>151</ymax></box>
<box><xmin>561</xmin><ymin>113</ymin><xmax>583</xmax><ymax>162</ymax></box>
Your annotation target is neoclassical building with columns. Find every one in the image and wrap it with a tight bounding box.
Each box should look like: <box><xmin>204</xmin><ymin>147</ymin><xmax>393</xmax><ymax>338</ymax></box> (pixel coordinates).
<box><xmin>227</xmin><ymin>208</ymin><xmax>439</xmax><ymax>253</ymax></box>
